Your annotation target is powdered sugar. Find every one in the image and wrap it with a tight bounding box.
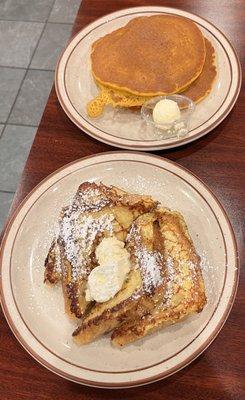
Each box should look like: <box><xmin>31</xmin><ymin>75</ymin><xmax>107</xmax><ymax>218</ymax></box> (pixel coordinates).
<box><xmin>164</xmin><ymin>257</ymin><xmax>201</xmax><ymax>306</ymax></box>
<box><xmin>164</xmin><ymin>258</ymin><xmax>175</xmax><ymax>303</ymax></box>
<box><xmin>120</xmin><ymin>175</ymin><xmax>166</xmax><ymax>196</ymax></box>
<box><xmin>128</xmin><ymin>224</ymin><xmax>163</xmax><ymax>294</ymax></box>
<box><xmin>136</xmin><ymin>248</ymin><xmax>163</xmax><ymax>293</ymax></box>
<box><xmin>77</xmin><ymin>187</ymin><xmax>110</xmax><ymax>212</ymax></box>
<box><xmin>59</xmin><ymin>190</ymin><xmax>114</xmax><ymax>280</ymax></box>
<box><xmin>74</xmin><ymin>214</ymin><xmax>114</xmax><ymax>278</ymax></box>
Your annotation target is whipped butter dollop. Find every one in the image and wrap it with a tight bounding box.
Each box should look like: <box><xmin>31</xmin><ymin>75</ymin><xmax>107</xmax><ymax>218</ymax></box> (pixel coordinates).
<box><xmin>85</xmin><ymin>237</ymin><xmax>131</xmax><ymax>303</ymax></box>
<box><xmin>152</xmin><ymin>99</ymin><xmax>181</xmax><ymax>125</ymax></box>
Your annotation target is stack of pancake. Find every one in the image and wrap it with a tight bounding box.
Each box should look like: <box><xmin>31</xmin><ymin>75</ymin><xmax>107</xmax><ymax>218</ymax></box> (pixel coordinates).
<box><xmin>87</xmin><ymin>15</ymin><xmax>216</xmax><ymax>118</ymax></box>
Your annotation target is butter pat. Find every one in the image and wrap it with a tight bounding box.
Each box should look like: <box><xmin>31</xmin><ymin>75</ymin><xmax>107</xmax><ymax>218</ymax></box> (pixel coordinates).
<box><xmin>85</xmin><ymin>264</ymin><xmax>124</xmax><ymax>303</ymax></box>
<box><xmin>86</xmin><ymin>237</ymin><xmax>131</xmax><ymax>303</ymax></box>
<box><xmin>95</xmin><ymin>237</ymin><xmax>130</xmax><ymax>273</ymax></box>
<box><xmin>152</xmin><ymin>99</ymin><xmax>181</xmax><ymax>125</ymax></box>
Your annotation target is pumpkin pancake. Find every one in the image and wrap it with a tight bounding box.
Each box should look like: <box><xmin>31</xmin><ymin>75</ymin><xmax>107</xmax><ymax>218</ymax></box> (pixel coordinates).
<box><xmin>87</xmin><ymin>38</ymin><xmax>216</xmax><ymax>118</ymax></box>
<box><xmin>91</xmin><ymin>15</ymin><xmax>206</xmax><ymax>96</ymax></box>
<box><xmin>181</xmin><ymin>38</ymin><xmax>216</xmax><ymax>102</ymax></box>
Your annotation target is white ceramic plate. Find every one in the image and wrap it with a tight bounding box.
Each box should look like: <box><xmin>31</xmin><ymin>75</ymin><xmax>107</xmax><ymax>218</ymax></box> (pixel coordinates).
<box><xmin>0</xmin><ymin>152</ymin><xmax>238</xmax><ymax>388</ymax></box>
<box><xmin>55</xmin><ymin>6</ymin><xmax>241</xmax><ymax>151</ymax></box>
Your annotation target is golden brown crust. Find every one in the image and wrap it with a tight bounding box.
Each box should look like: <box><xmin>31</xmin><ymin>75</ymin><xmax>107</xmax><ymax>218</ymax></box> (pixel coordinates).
<box><xmin>44</xmin><ymin>184</ymin><xmax>206</xmax><ymax>346</ymax></box>
<box><xmin>44</xmin><ymin>240</ymin><xmax>61</xmax><ymax>285</ymax></box>
<box><xmin>44</xmin><ymin>182</ymin><xmax>157</xmax><ymax>319</ymax></box>
<box><xmin>182</xmin><ymin>38</ymin><xmax>217</xmax><ymax>102</ymax></box>
<box><xmin>87</xmin><ymin>36</ymin><xmax>216</xmax><ymax>118</ymax></box>
<box><xmin>91</xmin><ymin>15</ymin><xmax>206</xmax><ymax>95</ymax></box>
<box><xmin>72</xmin><ymin>269</ymin><xmax>142</xmax><ymax>344</ymax></box>
<box><xmin>111</xmin><ymin>208</ymin><xmax>206</xmax><ymax>346</ymax></box>
<box><xmin>72</xmin><ymin>211</ymin><xmax>167</xmax><ymax>344</ymax></box>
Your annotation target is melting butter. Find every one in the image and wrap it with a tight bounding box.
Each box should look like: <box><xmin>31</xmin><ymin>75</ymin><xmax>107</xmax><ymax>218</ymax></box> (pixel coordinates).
<box><xmin>85</xmin><ymin>237</ymin><xmax>131</xmax><ymax>303</ymax></box>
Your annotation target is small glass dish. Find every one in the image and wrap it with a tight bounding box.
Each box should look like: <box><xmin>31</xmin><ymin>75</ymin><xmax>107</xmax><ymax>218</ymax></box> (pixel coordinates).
<box><xmin>141</xmin><ymin>94</ymin><xmax>195</xmax><ymax>139</ymax></box>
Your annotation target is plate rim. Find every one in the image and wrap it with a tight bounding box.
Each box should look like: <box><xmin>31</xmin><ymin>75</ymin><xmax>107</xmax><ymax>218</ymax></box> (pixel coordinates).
<box><xmin>0</xmin><ymin>151</ymin><xmax>239</xmax><ymax>388</ymax></box>
<box><xmin>55</xmin><ymin>6</ymin><xmax>242</xmax><ymax>151</ymax></box>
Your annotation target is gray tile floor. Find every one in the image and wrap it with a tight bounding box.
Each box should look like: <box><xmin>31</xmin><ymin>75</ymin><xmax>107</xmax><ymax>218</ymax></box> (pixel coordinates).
<box><xmin>0</xmin><ymin>0</ymin><xmax>81</xmax><ymax>231</ymax></box>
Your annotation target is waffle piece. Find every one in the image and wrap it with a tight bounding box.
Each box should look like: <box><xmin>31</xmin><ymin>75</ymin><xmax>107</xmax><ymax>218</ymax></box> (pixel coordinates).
<box><xmin>72</xmin><ymin>212</ymin><xmax>167</xmax><ymax>344</ymax></box>
<box><xmin>111</xmin><ymin>208</ymin><xmax>206</xmax><ymax>346</ymax></box>
<box><xmin>44</xmin><ymin>182</ymin><xmax>157</xmax><ymax>318</ymax></box>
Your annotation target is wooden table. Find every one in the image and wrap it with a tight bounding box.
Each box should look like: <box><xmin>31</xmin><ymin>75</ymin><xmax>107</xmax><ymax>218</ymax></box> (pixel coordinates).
<box><xmin>0</xmin><ymin>1</ymin><xmax>244</xmax><ymax>399</ymax></box>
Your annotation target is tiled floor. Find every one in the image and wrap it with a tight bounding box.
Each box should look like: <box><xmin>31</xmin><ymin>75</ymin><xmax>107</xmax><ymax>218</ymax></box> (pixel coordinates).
<box><xmin>0</xmin><ymin>0</ymin><xmax>81</xmax><ymax>232</ymax></box>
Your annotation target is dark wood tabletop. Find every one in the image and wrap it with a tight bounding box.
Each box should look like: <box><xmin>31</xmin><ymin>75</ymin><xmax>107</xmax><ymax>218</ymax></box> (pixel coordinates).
<box><xmin>0</xmin><ymin>1</ymin><xmax>244</xmax><ymax>399</ymax></box>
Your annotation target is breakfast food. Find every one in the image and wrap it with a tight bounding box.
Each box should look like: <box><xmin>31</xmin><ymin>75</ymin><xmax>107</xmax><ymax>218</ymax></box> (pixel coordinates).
<box><xmin>181</xmin><ymin>38</ymin><xmax>217</xmax><ymax>103</ymax></box>
<box><xmin>112</xmin><ymin>208</ymin><xmax>206</xmax><ymax>345</ymax></box>
<box><xmin>44</xmin><ymin>182</ymin><xmax>157</xmax><ymax>318</ymax></box>
<box><xmin>87</xmin><ymin>15</ymin><xmax>216</xmax><ymax>118</ymax></box>
<box><xmin>73</xmin><ymin>211</ymin><xmax>166</xmax><ymax>344</ymax></box>
<box><xmin>92</xmin><ymin>16</ymin><xmax>206</xmax><ymax>95</ymax></box>
<box><xmin>44</xmin><ymin>182</ymin><xmax>206</xmax><ymax>346</ymax></box>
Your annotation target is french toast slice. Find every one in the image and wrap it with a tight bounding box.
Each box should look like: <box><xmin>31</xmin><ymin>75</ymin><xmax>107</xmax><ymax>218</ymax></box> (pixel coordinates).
<box><xmin>111</xmin><ymin>208</ymin><xmax>206</xmax><ymax>346</ymax></box>
<box><xmin>44</xmin><ymin>182</ymin><xmax>157</xmax><ymax>318</ymax></box>
<box><xmin>72</xmin><ymin>211</ymin><xmax>167</xmax><ymax>344</ymax></box>
<box><xmin>44</xmin><ymin>239</ymin><xmax>62</xmax><ymax>285</ymax></box>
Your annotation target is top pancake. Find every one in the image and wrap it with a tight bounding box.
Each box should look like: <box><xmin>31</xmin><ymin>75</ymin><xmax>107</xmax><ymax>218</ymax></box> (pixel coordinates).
<box><xmin>91</xmin><ymin>15</ymin><xmax>206</xmax><ymax>96</ymax></box>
